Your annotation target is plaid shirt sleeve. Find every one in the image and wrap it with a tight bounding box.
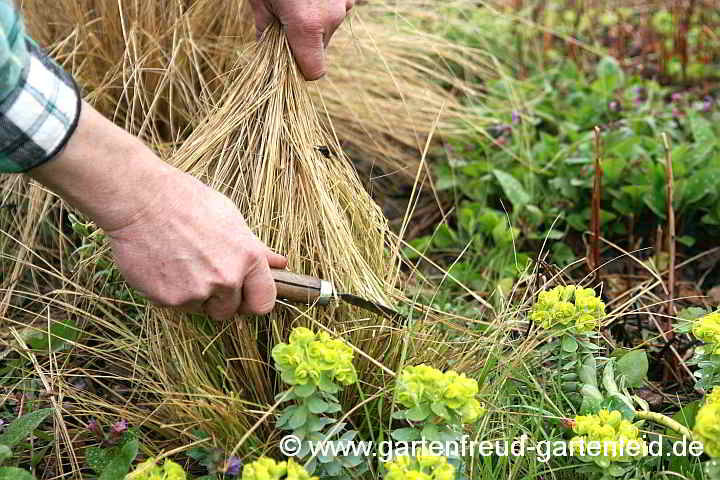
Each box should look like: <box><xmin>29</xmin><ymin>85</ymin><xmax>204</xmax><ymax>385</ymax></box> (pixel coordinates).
<box><xmin>0</xmin><ymin>1</ymin><xmax>81</xmax><ymax>173</ymax></box>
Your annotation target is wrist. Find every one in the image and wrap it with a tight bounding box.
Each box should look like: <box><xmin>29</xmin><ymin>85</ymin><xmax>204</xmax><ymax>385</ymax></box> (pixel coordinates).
<box><xmin>27</xmin><ymin>100</ymin><xmax>174</xmax><ymax>231</ymax></box>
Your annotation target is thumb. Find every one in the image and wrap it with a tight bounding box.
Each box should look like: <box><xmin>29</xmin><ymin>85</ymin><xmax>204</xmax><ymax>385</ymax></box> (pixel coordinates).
<box><xmin>285</xmin><ymin>21</ymin><xmax>326</xmax><ymax>80</ymax></box>
<box><xmin>266</xmin><ymin>251</ymin><xmax>288</xmax><ymax>269</ymax></box>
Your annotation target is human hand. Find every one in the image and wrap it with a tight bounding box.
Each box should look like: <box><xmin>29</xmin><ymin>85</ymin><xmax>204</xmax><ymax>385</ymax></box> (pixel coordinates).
<box><xmin>248</xmin><ymin>0</ymin><xmax>354</xmax><ymax>80</ymax></box>
<box><xmin>29</xmin><ymin>101</ymin><xmax>287</xmax><ymax>320</ymax></box>
<box><xmin>104</xmin><ymin>171</ymin><xmax>288</xmax><ymax>319</ymax></box>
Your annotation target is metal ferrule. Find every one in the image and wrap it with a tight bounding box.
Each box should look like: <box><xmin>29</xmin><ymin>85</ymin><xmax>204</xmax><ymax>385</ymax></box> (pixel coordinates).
<box><xmin>317</xmin><ymin>280</ymin><xmax>334</xmax><ymax>305</ymax></box>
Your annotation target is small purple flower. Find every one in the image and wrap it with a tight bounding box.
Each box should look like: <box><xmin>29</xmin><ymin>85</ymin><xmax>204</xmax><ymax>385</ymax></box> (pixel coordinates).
<box><xmin>633</xmin><ymin>86</ymin><xmax>647</xmax><ymax>106</ymax></box>
<box><xmin>225</xmin><ymin>457</ymin><xmax>243</xmax><ymax>476</ymax></box>
<box><xmin>608</xmin><ymin>100</ymin><xmax>622</xmax><ymax>113</ymax></box>
<box><xmin>110</xmin><ymin>419</ymin><xmax>128</xmax><ymax>434</ymax></box>
<box><xmin>671</xmin><ymin>92</ymin><xmax>683</xmax><ymax>103</ymax></box>
<box><xmin>105</xmin><ymin>419</ymin><xmax>129</xmax><ymax>445</ymax></box>
<box><xmin>87</xmin><ymin>419</ymin><xmax>102</xmax><ymax>437</ymax></box>
<box><xmin>701</xmin><ymin>96</ymin><xmax>714</xmax><ymax>113</ymax></box>
<box><xmin>511</xmin><ymin>110</ymin><xmax>520</xmax><ymax>124</ymax></box>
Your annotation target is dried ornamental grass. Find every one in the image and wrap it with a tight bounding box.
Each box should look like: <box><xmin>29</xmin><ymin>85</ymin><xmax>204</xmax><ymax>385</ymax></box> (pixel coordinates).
<box><xmin>139</xmin><ymin>23</ymin><xmax>404</xmax><ymax>448</ymax></box>
<box><xmin>22</xmin><ymin>0</ymin><xmax>497</xmax><ymax>184</ymax></box>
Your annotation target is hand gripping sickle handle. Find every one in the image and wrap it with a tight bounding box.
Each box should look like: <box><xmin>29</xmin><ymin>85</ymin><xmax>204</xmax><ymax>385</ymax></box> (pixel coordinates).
<box><xmin>270</xmin><ymin>268</ymin><xmax>334</xmax><ymax>305</ymax></box>
<box><xmin>270</xmin><ymin>268</ymin><xmax>401</xmax><ymax>320</ymax></box>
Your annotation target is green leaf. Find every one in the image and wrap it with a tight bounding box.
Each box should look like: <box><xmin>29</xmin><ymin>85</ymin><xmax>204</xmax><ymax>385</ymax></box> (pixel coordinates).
<box><xmin>0</xmin><ymin>467</ymin><xmax>36</xmax><ymax>480</ymax></box>
<box><xmin>307</xmin><ymin>417</ymin><xmax>335</xmax><ymax>432</ymax></box>
<box><xmin>421</xmin><ymin>424</ymin><xmax>445</xmax><ymax>443</ymax></box>
<box><xmin>99</xmin><ymin>438</ymin><xmax>139</xmax><ymax>480</ymax></box>
<box><xmin>601</xmin><ymin>396</ymin><xmax>635</xmax><ymax>420</ymax></box>
<box><xmin>307</xmin><ymin>397</ymin><xmax>330</xmax><ymax>414</ymax></box>
<box><xmin>457</xmin><ymin>203</ymin><xmax>479</xmax><ymax>235</ymax></box>
<box><xmin>28</xmin><ymin>319</ymin><xmax>81</xmax><ymax>353</ymax></box>
<box><xmin>0</xmin><ymin>409</ymin><xmax>53</xmax><ymax>448</ymax></box>
<box><xmin>275</xmin><ymin>406</ymin><xmax>295</xmax><ymax>429</ymax></box>
<box><xmin>186</xmin><ymin>447</ymin><xmax>210</xmax><ymax>462</ymax></box>
<box><xmin>391</xmin><ymin>428</ymin><xmax>420</xmax><ymax>442</ymax></box>
<box><xmin>615</xmin><ymin>350</ymin><xmax>649</xmax><ymax>387</ymax></box>
<box><xmin>577</xmin><ymin>355</ymin><xmax>598</xmax><ymax>387</ymax></box>
<box><xmin>293</xmin><ymin>383</ymin><xmax>316</xmax><ymax>398</ymax></box>
<box><xmin>391</xmin><ymin>410</ymin><xmax>407</xmax><ymax>421</ymax></box>
<box><xmin>87</xmin><ymin>447</ymin><xmax>111</xmax><ymax>474</ymax></box>
<box><xmin>579</xmin><ymin>385</ymin><xmax>604</xmax><ymax>413</ymax></box>
<box><xmin>677</xmin><ymin>235</ymin><xmax>696</xmax><ymax>247</ymax></box>
<box><xmin>324</xmin><ymin>402</ymin><xmax>342</xmax><ymax>414</ymax></box>
<box><xmin>493</xmin><ymin>170</ymin><xmax>530</xmax><ymax>208</ymax></box>
<box><xmin>287</xmin><ymin>405</ymin><xmax>308</xmax><ymax>430</ymax></box>
<box><xmin>0</xmin><ymin>445</ymin><xmax>11</xmax><ymax>463</ymax></box>
<box><xmin>607</xmin><ymin>464</ymin><xmax>627</xmax><ymax>477</ymax></box>
<box><xmin>690</xmin><ymin>113</ymin><xmax>717</xmax><ymax>159</ymax></box>
<box><xmin>406</xmin><ymin>406</ymin><xmax>430</xmax><ymax>422</ymax></box>
<box><xmin>670</xmin><ymin>399</ymin><xmax>702</xmax><ymax>431</ymax></box>
<box><xmin>432</xmin><ymin>224</ymin><xmax>457</xmax><ymax>250</ymax></box>
<box><xmin>602</xmin><ymin>359</ymin><xmax>620</xmax><ymax>396</ymax></box>
<box><xmin>594</xmin><ymin>56</ymin><xmax>625</xmax><ymax>95</ymax></box>
<box><xmin>403</xmin><ymin>236</ymin><xmax>431</xmax><ymax>260</ymax></box>
<box><xmin>561</xmin><ymin>335</ymin><xmax>579</xmax><ymax>353</ymax></box>
<box><xmin>430</xmin><ymin>402</ymin><xmax>450</xmax><ymax>419</ymax></box>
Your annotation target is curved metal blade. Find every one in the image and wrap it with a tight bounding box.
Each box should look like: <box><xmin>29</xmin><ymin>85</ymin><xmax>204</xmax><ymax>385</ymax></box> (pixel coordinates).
<box><xmin>339</xmin><ymin>293</ymin><xmax>401</xmax><ymax>321</ymax></box>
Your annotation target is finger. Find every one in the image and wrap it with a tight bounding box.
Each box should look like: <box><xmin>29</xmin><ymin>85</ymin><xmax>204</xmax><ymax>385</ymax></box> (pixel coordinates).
<box><xmin>237</xmin><ymin>259</ymin><xmax>277</xmax><ymax>315</ymax></box>
<box><xmin>285</xmin><ymin>20</ymin><xmax>326</xmax><ymax>80</ymax></box>
<box><xmin>346</xmin><ymin>0</ymin><xmax>354</xmax><ymax>12</ymax></box>
<box><xmin>266</xmin><ymin>251</ymin><xmax>288</xmax><ymax>269</ymax></box>
<box><xmin>249</xmin><ymin>0</ymin><xmax>274</xmax><ymax>41</ymax></box>
<box><xmin>323</xmin><ymin>4</ymin><xmax>348</xmax><ymax>48</ymax></box>
<box><xmin>202</xmin><ymin>287</ymin><xmax>243</xmax><ymax>321</ymax></box>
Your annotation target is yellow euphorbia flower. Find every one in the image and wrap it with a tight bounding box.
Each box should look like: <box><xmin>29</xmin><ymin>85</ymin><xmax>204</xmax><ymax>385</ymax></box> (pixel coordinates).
<box><xmin>694</xmin><ymin>402</ymin><xmax>720</xmax><ymax>458</ymax></box>
<box><xmin>531</xmin><ymin>285</ymin><xmax>605</xmax><ymax>333</ymax></box>
<box><xmin>693</xmin><ymin>312</ymin><xmax>720</xmax><ymax>355</ymax></box>
<box><xmin>570</xmin><ymin>410</ymin><xmax>647</xmax><ymax>468</ymax></box>
<box><xmin>395</xmin><ymin>364</ymin><xmax>485</xmax><ymax>424</ymax></box>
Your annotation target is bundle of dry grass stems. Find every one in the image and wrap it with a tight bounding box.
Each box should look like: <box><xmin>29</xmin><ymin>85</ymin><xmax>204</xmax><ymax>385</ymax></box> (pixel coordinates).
<box><xmin>0</xmin><ymin>0</ymin><xmax>503</xmax><ymax>475</ymax></box>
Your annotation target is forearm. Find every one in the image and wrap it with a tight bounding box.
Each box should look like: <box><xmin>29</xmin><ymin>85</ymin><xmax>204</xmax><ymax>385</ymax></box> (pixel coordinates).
<box><xmin>27</xmin><ymin>101</ymin><xmax>175</xmax><ymax>232</ymax></box>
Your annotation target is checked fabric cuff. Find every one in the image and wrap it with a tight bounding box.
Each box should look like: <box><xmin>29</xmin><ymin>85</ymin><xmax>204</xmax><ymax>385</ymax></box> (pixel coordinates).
<box><xmin>0</xmin><ymin>39</ymin><xmax>81</xmax><ymax>173</ymax></box>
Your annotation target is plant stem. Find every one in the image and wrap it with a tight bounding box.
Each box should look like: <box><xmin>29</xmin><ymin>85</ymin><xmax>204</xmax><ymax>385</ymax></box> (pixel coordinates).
<box><xmin>634</xmin><ymin>410</ymin><xmax>693</xmax><ymax>440</ymax></box>
<box><xmin>663</xmin><ymin>132</ymin><xmax>676</xmax><ymax>318</ymax></box>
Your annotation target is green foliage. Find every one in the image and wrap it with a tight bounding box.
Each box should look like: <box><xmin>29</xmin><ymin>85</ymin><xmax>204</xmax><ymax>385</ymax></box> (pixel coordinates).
<box><xmin>429</xmin><ymin>56</ymin><xmax>720</xmax><ymax>281</ymax></box>
<box><xmin>273</xmin><ymin>327</ymin><xmax>365</xmax><ymax>479</ymax></box>
<box><xmin>27</xmin><ymin>319</ymin><xmax>81</xmax><ymax>353</ymax></box>
<box><xmin>86</xmin><ymin>424</ymin><xmax>139</xmax><ymax>479</ymax></box>
<box><xmin>569</xmin><ymin>409</ymin><xmax>646</xmax><ymax>471</ymax></box>
<box><xmin>530</xmin><ymin>285</ymin><xmax>605</xmax><ymax>334</ymax></box>
<box><xmin>393</xmin><ymin>364</ymin><xmax>485</xmax><ymax>425</ymax></box>
<box><xmin>272</xmin><ymin>328</ymin><xmax>357</xmax><ymax>390</ymax></box>
<box><xmin>98</xmin><ymin>438</ymin><xmax>139</xmax><ymax>480</ymax></box>
<box><xmin>242</xmin><ymin>457</ymin><xmax>316</xmax><ymax>480</ymax></box>
<box><xmin>694</xmin><ymin>400</ymin><xmax>720</xmax><ymax>458</ymax></box>
<box><xmin>127</xmin><ymin>458</ymin><xmax>189</xmax><ymax>480</ymax></box>
<box><xmin>680</xmin><ymin>310</ymin><xmax>720</xmax><ymax>391</ymax></box>
<box><xmin>614</xmin><ymin>350</ymin><xmax>649</xmax><ymax>388</ymax></box>
<box><xmin>0</xmin><ymin>409</ymin><xmax>52</xmax><ymax>449</ymax></box>
<box><xmin>383</xmin><ymin>453</ymin><xmax>455</xmax><ymax>480</ymax></box>
<box><xmin>0</xmin><ymin>409</ymin><xmax>53</xmax><ymax>480</ymax></box>
<box><xmin>0</xmin><ymin>467</ymin><xmax>36</xmax><ymax>480</ymax></box>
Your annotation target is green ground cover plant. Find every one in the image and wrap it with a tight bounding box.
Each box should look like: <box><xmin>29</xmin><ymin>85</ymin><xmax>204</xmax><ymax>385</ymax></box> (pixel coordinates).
<box><xmin>3</xmin><ymin>2</ymin><xmax>720</xmax><ymax>480</ymax></box>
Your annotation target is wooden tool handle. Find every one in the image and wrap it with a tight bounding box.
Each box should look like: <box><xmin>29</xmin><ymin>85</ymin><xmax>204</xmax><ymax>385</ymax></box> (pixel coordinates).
<box><xmin>271</xmin><ymin>268</ymin><xmax>333</xmax><ymax>305</ymax></box>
